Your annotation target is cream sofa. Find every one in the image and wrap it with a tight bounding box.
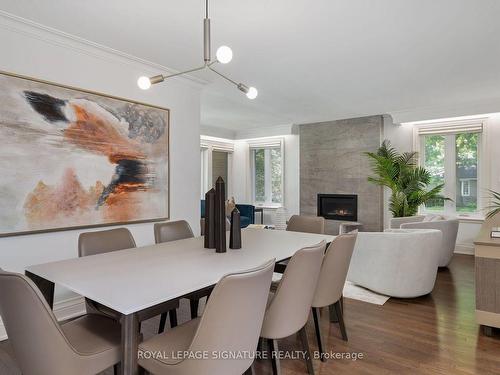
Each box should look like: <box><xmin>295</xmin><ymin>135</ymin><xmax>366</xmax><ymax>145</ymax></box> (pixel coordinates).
<box><xmin>390</xmin><ymin>215</ymin><xmax>459</xmax><ymax>267</ymax></box>
<box><xmin>347</xmin><ymin>229</ymin><xmax>442</xmax><ymax>298</ymax></box>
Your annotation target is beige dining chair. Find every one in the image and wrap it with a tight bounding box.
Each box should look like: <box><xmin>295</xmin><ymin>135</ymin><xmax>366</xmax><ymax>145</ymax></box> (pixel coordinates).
<box><xmin>0</xmin><ymin>269</ymin><xmax>121</xmax><ymax>375</ymax></box>
<box><xmin>311</xmin><ymin>233</ymin><xmax>357</xmax><ymax>361</ymax></box>
<box><xmin>274</xmin><ymin>215</ymin><xmax>326</xmax><ymax>274</ymax></box>
<box><xmin>261</xmin><ymin>241</ymin><xmax>326</xmax><ymax>375</ymax></box>
<box><xmin>78</xmin><ymin>228</ymin><xmax>138</xmax><ymax>320</ymax></box>
<box><xmin>78</xmin><ymin>227</ymin><xmax>137</xmax><ymax>257</ymax></box>
<box><xmin>200</xmin><ymin>217</ymin><xmax>231</xmax><ymax>236</ymax></box>
<box><xmin>154</xmin><ymin>220</ymin><xmax>194</xmax><ymax>243</ymax></box>
<box><xmin>154</xmin><ymin>220</ymin><xmax>212</xmax><ymax>332</ymax></box>
<box><xmin>286</xmin><ymin>215</ymin><xmax>325</xmax><ymax>234</ymax></box>
<box><xmin>79</xmin><ymin>227</ymin><xmax>179</xmax><ymax>333</ymax></box>
<box><xmin>138</xmin><ymin>259</ymin><xmax>275</xmax><ymax>375</ymax></box>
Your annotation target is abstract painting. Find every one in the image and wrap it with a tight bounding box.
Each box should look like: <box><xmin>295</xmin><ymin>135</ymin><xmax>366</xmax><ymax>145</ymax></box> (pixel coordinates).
<box><xmin>0</xmin><ymin>71</ymin><xmax>169</xmax><ymax>237</ymax></box>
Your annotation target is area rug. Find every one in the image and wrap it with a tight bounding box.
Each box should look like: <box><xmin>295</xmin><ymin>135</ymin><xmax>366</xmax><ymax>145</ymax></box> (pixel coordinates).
<box><xmin>343</xmin><ymin>281</ymin><xmax>390</xmax><ymax>305</ymax></box>
<box><xmin>267</xmin><ymin>274</ymin><xmax>389</xmax><ymax>305</ymax></box>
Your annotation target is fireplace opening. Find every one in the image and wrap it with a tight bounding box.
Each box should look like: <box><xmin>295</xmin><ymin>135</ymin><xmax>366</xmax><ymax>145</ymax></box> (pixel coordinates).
<box><xmin>317</xmin><ymin>194</ymin><xmax>358</xmax><ymax>221</ymax></box>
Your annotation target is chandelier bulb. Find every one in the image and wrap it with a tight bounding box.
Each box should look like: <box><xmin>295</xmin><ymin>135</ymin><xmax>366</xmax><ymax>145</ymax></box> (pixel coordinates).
<box><xmin>246</xmin><ymin>87</ymin><xmax>258</xmax><ymax>100</ymax></box>
<box><xmin>137</xmin><ymin>76</ymin><xmax>151</xmax><ymax>90</ymax></box>
<box><xmin>216</xmin><ymin>46</ymin><xmax>233</xmax><ymax>64</ymax></box>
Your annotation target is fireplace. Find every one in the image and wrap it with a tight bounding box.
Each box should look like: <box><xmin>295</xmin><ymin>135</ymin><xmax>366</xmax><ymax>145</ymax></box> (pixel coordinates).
<box><xmin>317</xmin><ymin>194</ymin><xmax>358</xmax><ymax>221</ymax></box>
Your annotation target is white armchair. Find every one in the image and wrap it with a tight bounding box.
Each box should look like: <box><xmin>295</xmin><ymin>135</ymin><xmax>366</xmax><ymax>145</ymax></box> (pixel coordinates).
<box><xmin>389</xmin><ymin>215</ymin><xmax>426</xmax><ymax>229</ymax></box>
<box><xmin>347</xmin><ymin>229</ymin><xmax>442</xmax><ymax>298</ymax></box>
<box><xmin>390</xmin><ymin>215</ymin><xmax>459</xmax><ymax>267</ymax></box>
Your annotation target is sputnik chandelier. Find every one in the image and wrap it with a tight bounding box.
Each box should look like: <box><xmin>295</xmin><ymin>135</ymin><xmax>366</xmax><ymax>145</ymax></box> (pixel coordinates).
<box><xmin>137</xmin><ymin>0</ymin><xmax>258</xmax><ymax>99</ymax></box>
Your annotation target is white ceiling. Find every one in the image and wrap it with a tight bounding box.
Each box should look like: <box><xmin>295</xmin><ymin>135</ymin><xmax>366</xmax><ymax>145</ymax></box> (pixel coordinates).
<box><xmin>2</xmin><ymin>0</ymin><xmax>500</xmax><ymax>130</ymax></box>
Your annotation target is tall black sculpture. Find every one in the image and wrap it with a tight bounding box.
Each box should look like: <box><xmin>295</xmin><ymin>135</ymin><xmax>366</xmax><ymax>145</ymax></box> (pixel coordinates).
<box><xmin>214</xmin><ymin>177</ymin><xmax>227</xmax><ymax>253</ymax></box>
<box><xmin>204</xmin><ymin>188</ymin><xmax>216</xmax><ymax>249</ymax></box>
<box><xmin>229</xmin><ymin>207</ymin><xmax>242</xmax><ymax>249</ymax></box>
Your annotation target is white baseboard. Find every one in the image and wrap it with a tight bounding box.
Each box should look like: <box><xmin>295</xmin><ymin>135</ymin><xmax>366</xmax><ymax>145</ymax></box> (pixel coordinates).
<box><xmin>0</xmin><ymin>295</ymin><xmax>86</xmax><ymax>341</ymax></box>
<box><xmin>455</xmin><ymin>244</ymin><xmax>474</xmax><ymax>255</ymax></box>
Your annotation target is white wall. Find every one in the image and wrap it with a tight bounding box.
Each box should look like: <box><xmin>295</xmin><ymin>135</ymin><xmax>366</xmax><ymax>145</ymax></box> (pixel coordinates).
<box><xmin>0</xmin><ymin>13</ymin><xmax>202</xmax><ymax>329</ymax></box>
<box><xmin>486</xmin><ymin>113</ymin><xmax>500</xmax><ymax>193</ymax></box>
<box><xmin>382</xmin><ymin>115</ymin><xmax>414</xmax><ymax>229</ymax></box>
<box><xmin>283</xmin><ymin>133</ymin><xmax>300</xmax><ymax>217</ymax></box>
<box><xmin>231</xmin><ymin>141</ymin><xmax>251</xmax><ymax>203</ymax></box>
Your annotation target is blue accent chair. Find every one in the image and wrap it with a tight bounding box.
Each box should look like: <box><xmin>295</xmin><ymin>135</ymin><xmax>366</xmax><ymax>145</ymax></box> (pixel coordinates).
<box><xmin>235</xmin><ymin>204</ymin><xmax>255</xmax><ymax>228</ymax></box>
<box><xmin>201</xmin><ymin>200</ymin><xmax>255</xmax><ymax>228</ymax></box>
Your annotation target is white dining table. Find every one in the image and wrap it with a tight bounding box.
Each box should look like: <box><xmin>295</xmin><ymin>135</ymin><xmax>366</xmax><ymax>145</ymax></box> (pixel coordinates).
<box><xmin>25</xmin><ymin>228</ymin><xmax>334</xmax><ymax>375</ymax></box>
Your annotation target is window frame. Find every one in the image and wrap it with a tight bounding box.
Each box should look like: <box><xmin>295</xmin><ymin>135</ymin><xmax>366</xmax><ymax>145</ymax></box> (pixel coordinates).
<box><xmin>249</xmin><ymin>138</ymin><xmax>285</xmax><ymax>207</ymax></box>
<box><xmin>412</xmin><ymin>118</ymin><xmax>487</xmax><ymax>219</ymax></box>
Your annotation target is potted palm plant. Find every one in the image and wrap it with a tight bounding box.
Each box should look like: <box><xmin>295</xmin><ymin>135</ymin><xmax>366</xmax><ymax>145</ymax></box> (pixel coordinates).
<box><xmin>486</xmin><ymin>190</ymin><xmax>500</xmax><ymax>219</ymax></box>
<box><xmin>365</xmin><ymin>140</ymin><xmax>446</xmax><ymax>217</ymax></box>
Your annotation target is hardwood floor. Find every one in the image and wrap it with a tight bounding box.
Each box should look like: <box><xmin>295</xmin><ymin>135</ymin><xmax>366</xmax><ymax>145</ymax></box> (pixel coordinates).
<box><xmin>1</xmin><ymin>254</ymin><xmax>499</xmax><ymax>374</ymax></box>
<box><xmin>253</xmin><ymin>255</ymin><xmax>500</xmax><ymax>375</ymax></box>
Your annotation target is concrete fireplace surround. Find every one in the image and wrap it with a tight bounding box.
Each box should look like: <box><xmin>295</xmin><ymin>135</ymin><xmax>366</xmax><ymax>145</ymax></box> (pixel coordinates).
<box><xmin>299</xmin><ymin>115</ymin><xmax>384</xmax><ymax>234</ymax></box>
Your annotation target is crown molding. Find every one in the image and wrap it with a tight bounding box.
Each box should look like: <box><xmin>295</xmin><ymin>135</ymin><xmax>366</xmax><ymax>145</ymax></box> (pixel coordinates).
<box><xmin>389</xmin><ymin>98</ymin><xmax>500</xmax><ymax>124</ymax></box>
<box><xmin>200</xmin><ymin>125</ymin><xmax>236</xmax><ymax>140</ymax></box>
<box><xmin>235</xmin><ymin>124</ymin><xmax>295</xmax><ymax>140</ymax></box>
<box><xmin>200</xmin><ymin>123</ymin><xmax>296</xmax><ymax>140</ymax></box>
<box><xmin>0</xmin><ymin>10</ymin><xmax>208</xmax><ymax>88</ymax></box>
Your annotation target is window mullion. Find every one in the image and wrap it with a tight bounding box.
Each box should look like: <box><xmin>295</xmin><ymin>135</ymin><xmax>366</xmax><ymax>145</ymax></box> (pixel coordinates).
<box><xmin>444</xmin><ymin>135</ymin><xmax>456</xmax><ymax>215</ymax></box>
<box><xmin>477</xmin><ymin>133</ymin><xmax>483</xmax><ymax>212</ymax></box>
<box><xmin>264</xmin><ymin>149</ymin><xmax>272</xmax><ymax>204</ymax></box>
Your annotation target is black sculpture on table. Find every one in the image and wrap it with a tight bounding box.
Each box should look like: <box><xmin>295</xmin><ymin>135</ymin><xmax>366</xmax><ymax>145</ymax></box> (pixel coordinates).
<box><xmin>214</xmin><ymin>177</ymin><xmax>227</xmax><ymax>253</ymax></box>
<box><xmin>229</xmin><ymin>207</ymin><xmax>242</xmax><ymax>249</ymax></box>
<box><xmin>204</xmin><ymin>188</ymin><xmax>216</xmax><ymax>249</ymax></box>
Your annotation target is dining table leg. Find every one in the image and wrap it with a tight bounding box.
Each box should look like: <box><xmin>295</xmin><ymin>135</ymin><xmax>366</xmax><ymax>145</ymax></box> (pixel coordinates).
<box><xmin>120</xmin><ymin>313</ymin><xmax>140</xmax><ymax>375</ymax></box>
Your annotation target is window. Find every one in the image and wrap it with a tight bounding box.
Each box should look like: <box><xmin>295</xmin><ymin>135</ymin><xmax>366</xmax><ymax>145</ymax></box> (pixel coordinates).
<box><xmin>461</xmin><ymin>180</ymin><xmax>471</xmax><ymax>197</ymax></box>
<box><xmin>250</xmin><ymin>140</ymin><xmax>284</xmax><ymax>205</ymax></box>
<box><xmin>417</xmin><ymin>121</ymin><xmax>482</xmax><ymax>216</ymax></box>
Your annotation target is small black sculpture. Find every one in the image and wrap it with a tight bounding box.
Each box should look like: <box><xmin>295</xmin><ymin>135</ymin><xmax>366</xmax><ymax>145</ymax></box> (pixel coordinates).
<box><xmin>204</xmin><ymin>188</ymin><xmax>216</xmax><ymax>249</ymax></box>
<box><xmin>214</xmin><ymin>177</ymin><xmax>227</xmax><ymax>253</ymax></box>
<box><xmin>229</xmin><ymin>207</ymin><xmax>242</xmax><ymax>249</ymax></box>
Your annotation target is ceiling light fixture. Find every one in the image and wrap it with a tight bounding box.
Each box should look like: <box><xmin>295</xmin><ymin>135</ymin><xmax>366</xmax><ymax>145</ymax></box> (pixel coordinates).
<box><xmin>137</xmin><ymin>0</ymin><xmax>258</xmax><ymax>100</ymax></box>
